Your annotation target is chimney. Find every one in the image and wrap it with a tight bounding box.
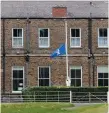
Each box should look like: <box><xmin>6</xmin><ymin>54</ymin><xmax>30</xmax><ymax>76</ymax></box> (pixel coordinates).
<box><xmin>52</xmin><ymin>7</ymin><xmax>67</xmax><ymax>18</ymax></box>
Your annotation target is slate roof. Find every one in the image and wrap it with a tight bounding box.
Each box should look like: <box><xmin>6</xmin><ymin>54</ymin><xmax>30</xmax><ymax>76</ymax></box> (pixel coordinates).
<box><xmin>1</xmin><ymin>1</ymin><xmax>108</xmax><ymax>18</ymax></box>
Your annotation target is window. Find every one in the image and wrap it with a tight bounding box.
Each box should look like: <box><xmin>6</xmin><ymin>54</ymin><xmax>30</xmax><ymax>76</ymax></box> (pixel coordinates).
<box><xmin>38</xmin><ymin>66</ymin><xmax>50</xmax><ymax>86</ymax></box>
<box><xmin>38</xmin><ymin>28</ymin><xmax>50</xmax><ymax>48</ymax></box>
<box><xmin>12</xmin><ymin>28</ymin><xmax>23</xmax><ymax>48</ymax></box>
<box><xmin>97</xmin><ymin>66</ymin><xmax>109</xmax><ymax>86</ymax></box>
<box><xmin>70</xmin><ymin>66</ymin><xmax>82</xmax><ymax>87</ymax></box>
<box><xmin>12</xmin><ymin>66</ymin><xmax>24</xmax><ymax>93</ymax></box>
<box><xmin>98</xmin><ymin>28</ymin><xmax>108</xmax><ymax>47</ymax></box>
<box><xmin>70</xmin><ymin>28</ymin><xmax>81</xmax><ymax>47</ymax></box>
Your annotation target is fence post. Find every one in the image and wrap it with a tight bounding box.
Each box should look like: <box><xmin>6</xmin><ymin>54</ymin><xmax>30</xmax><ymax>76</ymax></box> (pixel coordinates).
<box><xmin>46</xmin><ymin>92</ymin><xmax>47</xmax><ymax>102</ymax></box>
<box><xmin>58</xmin><ymin>91</ymin><xmax>59</xmax><ymax>102</ymax></box>
<box><xmin>70</xmin><ymin>91</ymin><xmax>72</xmax><ymax>103</ymax></box>
<box><xmin>9</xmin><ymin>93</ymin><xmax>11</xmax><ymax>103</ymax></box>
<box><xmin>89</xmin><ymin>92</ymin><xmax>91</xmax><ymax>103</ymax></box>
<box><xmin>34</xmin><ymin>92</ymin><xmax>35</xmax><ymax>102</ymax></box>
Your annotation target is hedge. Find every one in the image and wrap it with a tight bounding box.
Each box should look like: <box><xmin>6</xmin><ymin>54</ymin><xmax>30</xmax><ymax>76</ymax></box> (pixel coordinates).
<box><xmin>22</xmin><ymin>86</ymin><xmax>108</xmax><ymax>95</ymax></box>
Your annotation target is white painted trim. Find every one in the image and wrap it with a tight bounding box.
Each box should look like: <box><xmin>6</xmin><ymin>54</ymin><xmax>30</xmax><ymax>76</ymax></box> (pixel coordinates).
<box><xmin>12</xmin><ymin>28</ymin><xmax>23</xmax><ymax>48</ymax></box>
<box><xmin>38</xmin><ymin>28</ymin><xmax>50</xmax><ymax>48</ymax></box>
<box><xmin>70</xmin><ymin>28</ymin><xmax>81</xmax><ymax>48</ymax></box>
<box><xmin>12</xmin><ymin>66</ymin><xmax>24</xmax><ymax>93</ymax></box>
<box><xmin>38</xmin><ymin>66</ymin><xmax>51</xmax><ymax>86</ymax></box>
<box><xmin>98</xmin><ymin>28</ymin><xmax>108</xmax><ymax>48</ymax></box>
<box><xmin>69</xmin><ymin>66</ymin><xmax>82</xmax><ymax>87</ymax></box>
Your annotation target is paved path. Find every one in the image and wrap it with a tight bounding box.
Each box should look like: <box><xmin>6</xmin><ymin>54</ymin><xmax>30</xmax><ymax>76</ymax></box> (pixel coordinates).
<box><xmin>62</xmin><ymin>103</ymin><xmax>105</xmax><ymax>110</ymax></box>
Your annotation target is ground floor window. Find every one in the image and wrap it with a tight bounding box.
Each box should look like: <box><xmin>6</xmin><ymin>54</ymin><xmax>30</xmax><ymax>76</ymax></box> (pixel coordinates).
<box><xmin>98</xmin><ymin>66</ymin><xmax>109</xmax><ymax>86</ymax></box>
<box><xmin>12</xmin><ymin>66</ymin><xmax>24</xmax><ymax>92</ymax></box>
<box><xmin>38</xmin><ymin>66</ymin><xmax>50</xmax><ymax>86</ymax></box>
<box><xmin>70</xmin><ymin>66</ymin><xmax>82</xmax><ymax>87</ymax></box>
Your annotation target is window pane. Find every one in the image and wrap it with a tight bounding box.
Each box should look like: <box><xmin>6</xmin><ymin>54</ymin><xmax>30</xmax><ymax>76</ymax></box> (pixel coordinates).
<box><xmin>13</xmin><ymin>79</ymin><xmax>23</xmax><ymax>91</ymax></box>
<box><xmin>99</xmin><ymin>28</ymin><xmax>107</xmax><ymax>37</ymax></box>
<box><xmin>104</xmin><ymin>79</ymin><xmax>108</xmax><ymax>86</ymax></box>
<box><xmin>13</xmin><ymin>29</ymin><xmax>22</xmax><ymax>37</ymax></box>
<box><xmin>104</xmin><ymin>73</ymin><xmax>108</xmax><ymax>78</ymax></box>
<box><xmin>13</xmin><ymin>38</ymin><xmax>22</xmax><ymax>47</ymax></box>
<box><xmin>104</xmin><ymin>29</ymin><xmax>107</xmax><ymax>37</ymax></box>
<box><xmin>71</xmin><ymin>29</ymin><xmax>80</xmax><ymax>37</ymax></box>
<box><xmin>39</xmin><ymin>67</ymin><xmax>49</xmax><ymax>78</ymax></box>
<box><xmin>71</xmin><ymin>29</ymin><xmax>76</xmax><ymax>37</ymax></box>
<box><xmin>76</xmin><ymin>79</ymin><xmax>81</xmax><ymax>86</ymax></box>
<box><xmin>98</xmin><ymin>73</ymin><xmax>103</xmax><ymax>78</ymax></box>
<box><xmin>71</xmin><ymin>79</ymin><xmax>75</xmax><ymax>86</ymax></box>
<box><xmin>76</xmin><ymin>29</ymin><xmax>80</xmax><ymax>37</ymax></box>
<box><xmin>18</xmin><ymin>29</ymin><xmax>22</xmax><ymax>37</ymax></box>
<box><xmin>40</xmin><ymin>29</ymin><xmax>48</xmax><ymax>37</ymax></box>
<box><xmin>13</xmin><ymin>70</ymin><xmax>18</xmax><ymax>78</ymax></box>
<box><xmin>71</xmin><ymin>38</ymin><xmax>80</xmax><ymax>47</ymax></box>
<box><xmin>71</xmin><ymin>38</ymin><xmax>75</xmax><ymax>46</ymax></box>
<box><xmin>98</xmin><ymin>79</ymin><xmax>103</xmax><ymax>86</ymax></box>
<box><xmin>39</xmin><ymin>79</ymin><xmax>49</xmax><ymax>86</ymax></box>
<box><xmin>39</xmin><ymin>38</ymin><xmax>48</xmax><ymax>47</ymax></box>
<box><xmin>76</xmin><ymin>69</ymin><xmax>81</xmax><ymax>78</ymax></box>
<box><xmin>71</xmin><ymin>69</ymin><xmax>75</xmax><ymax>78</ymax></box>
<box><xmin>13</xmin><ymin>70</ymin><xmax>23</xmax><ymax>78</ymax></box>
<box><xmin>13</xmin><ymin>29</ymin><xmax>17</xmax><ymax>37</ymax></box>
<box><xmin>75</xmin><ymin>38</ymin><xmax>80</xmax><ymax>46</ymax></box>
<box><xmin>99</xmin><ymin>37</ymin><xmax>107</xmax><ymax>46</ymax></box>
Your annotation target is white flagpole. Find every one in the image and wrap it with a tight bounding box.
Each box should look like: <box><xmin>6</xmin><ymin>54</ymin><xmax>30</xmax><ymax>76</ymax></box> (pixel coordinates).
<box><xmin>107</xmin><ymin>28</ymin><xmax>109</xmax><ymax>113</ymax></box>
<box><xmin>65</xmin><ymin>20</ymin><xmax>70</xmax><ymax>86</ymax></box>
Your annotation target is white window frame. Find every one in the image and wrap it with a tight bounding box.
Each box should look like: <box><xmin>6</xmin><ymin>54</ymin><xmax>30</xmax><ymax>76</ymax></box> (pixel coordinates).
<box><xmin>12</xmin><ymin>28</ymin><xmax>23</xmax><ymax>48</ymax></box>
<box><xmin>38</xmin><ymin>28</ymin><xmax>50</xmax><ymax>48</ymax></box>
<box><xmin>12</xmin><ymin>66</ymin><xmax>24</xmax><ymax>93</ymax></box>
<box><xmin>70</xmin><ymin>66</ymin><xmax>82</xmax><ymax>87</ymax></box>
<box><xmin>38</xmin><ymin>66</ymin><xmax>51</xmax><ymax>86</ymax></box>
<box><xmin>70</xmin><ymin>28</ymin><xmax>81</xmax><ymax>48</ymax></box>
<box><xmin>97</xmin><ymin>66</ymin><xmax>109</xmax><ymax>87</ymax></box>
<box><xmin>98</xmin><ymin>28</ymin><xmax>108</xmax><ymax>48</ymax></box>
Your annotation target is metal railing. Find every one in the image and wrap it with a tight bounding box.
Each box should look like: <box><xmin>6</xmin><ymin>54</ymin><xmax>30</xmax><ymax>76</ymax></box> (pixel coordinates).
<box><xmin>1</xmin><ymin>91</ymin><xmax>107</xmax><ymax>103</ymax></box>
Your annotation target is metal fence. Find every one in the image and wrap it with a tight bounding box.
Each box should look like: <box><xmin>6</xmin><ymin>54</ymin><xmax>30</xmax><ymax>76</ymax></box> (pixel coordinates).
<box><xmin>1</xmin><ymin>91</ymin><xmax>107</xmax><ymax>103</ymax></box>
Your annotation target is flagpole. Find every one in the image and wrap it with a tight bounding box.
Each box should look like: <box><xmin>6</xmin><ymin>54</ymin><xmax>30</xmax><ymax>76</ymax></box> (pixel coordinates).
<box><xmin>65</xmin><ymin>20</ymin><xmax>70</xmax><ymax>86</ymax></box>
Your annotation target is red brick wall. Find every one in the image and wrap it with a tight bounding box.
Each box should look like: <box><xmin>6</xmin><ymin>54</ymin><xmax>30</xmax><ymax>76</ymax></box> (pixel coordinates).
<box><xmin>1</xmin><ymin>19</ymin><xmax>108</xmax><ymax>93</ymax></box>
<box><xmin>52</xmin><ymin>7</ymin><xmax>67</xmax><ymax>17</ymax></box>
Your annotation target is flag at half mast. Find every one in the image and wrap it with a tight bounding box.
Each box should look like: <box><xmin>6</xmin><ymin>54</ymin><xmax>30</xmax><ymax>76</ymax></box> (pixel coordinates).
<box><xmin>50</xmin><ymin>44</ymin><xmax>66</xmax><ymax>58</ymax></box>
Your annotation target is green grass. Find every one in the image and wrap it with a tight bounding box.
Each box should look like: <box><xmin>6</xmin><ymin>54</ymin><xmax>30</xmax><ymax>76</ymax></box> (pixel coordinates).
<box><xmin>1</xmin><ymin>102</ymin><xmax>108</xmax><ymax>113</ymax></box>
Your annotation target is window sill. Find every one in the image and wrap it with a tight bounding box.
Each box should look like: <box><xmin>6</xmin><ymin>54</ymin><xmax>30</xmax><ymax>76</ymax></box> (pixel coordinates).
<box><xmin>97</xmin><ymin>47</ymin><xmax>108</xmax><ymax>49</ymax></box>
<box><xmin>12</xmin><ymin>47</ymin><xmax>24</xmax><ymax>49</ymax></box>
<box><xmin>39</xmin><ymin>47</ymin><xmax>50</xmax><ymax>49</ymax></box>
<box><xmin>12</xmin><ymin>91</ymin><xmax>22</xmax><ymax>94</ymax></box>
<box><xmin>70</xmin><ymin>47</ymin><xmax>82</xmax><ymax>49</ymax></box>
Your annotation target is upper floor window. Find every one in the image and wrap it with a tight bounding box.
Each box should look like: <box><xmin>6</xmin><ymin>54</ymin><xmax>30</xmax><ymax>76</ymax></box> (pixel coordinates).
<box><xmin>97</xmin><ymin>66</ymin><xmax>108</xmax><ymax>86</ymax></box>
<box><xmin>12</xmin><ymin>28</ymin><xmax>23</xmax><ymax>48</ymax></box>
<box><xmin>70</xmin><ymin>28</ymin><xmax>81</xmax><ymax>47</ymax></box>
<box><xmin>38</xmin><ymin>66</ymin><xmax>50</xmax><ymax>86</ymax></box>
<box><xmin>12</xmin><ymin>66</ymin><xmax>24</xmax><ymax>93</ymax></box>
<box><xmin>38</xmin><ymin>28</ymin><xmax>50</xmax><ymax>48</ymax></box>
<box><xmin>98</xmin><ymin>28</ymin><xmax>108</xmax><ymax>48</ymax></box>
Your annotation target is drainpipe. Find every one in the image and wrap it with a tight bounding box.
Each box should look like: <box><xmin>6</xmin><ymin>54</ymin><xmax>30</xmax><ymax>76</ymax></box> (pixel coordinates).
<box><xmin>25</xmin><ymin>17</ymin><xmax>30</xmax><ymax>87</ymax></box>
<box><xmin>2</xmin><ymin>19</ymin><xmax>6</xmax><ymax>94</ymax></box>
<box><xmin>92</xmin><ymin>54</ymin><xmax>95</xmax><ymax>86</ymax></box>
<box><xmin>88</xmin><ymin>14</ymin><xmax>92</xmax><ymax>87</ymax></box>
<box><xmin>88</xmin><ymin>12</ymin><xmax>95</xmax><ymax>87</ymax></box>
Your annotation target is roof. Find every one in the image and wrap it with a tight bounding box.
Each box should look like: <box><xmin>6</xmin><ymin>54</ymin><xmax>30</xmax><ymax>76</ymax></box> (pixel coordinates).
<box><xmin>1</xmin><ymin>1</ymin><xmax>108</xmax><ymax>18</ymax></box>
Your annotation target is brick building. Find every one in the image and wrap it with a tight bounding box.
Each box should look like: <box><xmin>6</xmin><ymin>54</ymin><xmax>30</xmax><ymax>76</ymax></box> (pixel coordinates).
<box><xmin>1</xmin><ymin>1</ymin><xmax>108</xmax><ymax>94</ymax></box>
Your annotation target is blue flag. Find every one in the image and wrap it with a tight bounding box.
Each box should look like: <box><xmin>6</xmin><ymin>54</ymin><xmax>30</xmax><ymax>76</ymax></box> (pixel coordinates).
<box><xmin>50</xmin><ymin>44</ymin><xmax>66</xmax><ymax>58</ymax></box>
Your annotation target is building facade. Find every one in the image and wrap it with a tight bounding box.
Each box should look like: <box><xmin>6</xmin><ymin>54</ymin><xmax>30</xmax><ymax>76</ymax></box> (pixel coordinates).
<box><xmin>1</xmin><ymin>1</ymin><xmax>108</xmax><ymax>93</ymax></box>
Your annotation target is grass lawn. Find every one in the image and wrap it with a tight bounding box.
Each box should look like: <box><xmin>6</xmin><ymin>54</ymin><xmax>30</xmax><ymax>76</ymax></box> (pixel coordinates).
<box><xmin>1</xmin><ymin>102</ymin><xmax>108</xmax><ymax>113</ymax></box>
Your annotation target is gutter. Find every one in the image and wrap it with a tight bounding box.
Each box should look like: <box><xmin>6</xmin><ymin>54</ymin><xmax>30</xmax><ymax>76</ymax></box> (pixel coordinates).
<box><xmin>1</xmin><ymin>17</ymin><xmax>108</xmax><ymax>20</ymax></box>
<box><xmin>2</xmin><ymin>19</ymin><xmax>6</xmax><ymax>93</ymax></box>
